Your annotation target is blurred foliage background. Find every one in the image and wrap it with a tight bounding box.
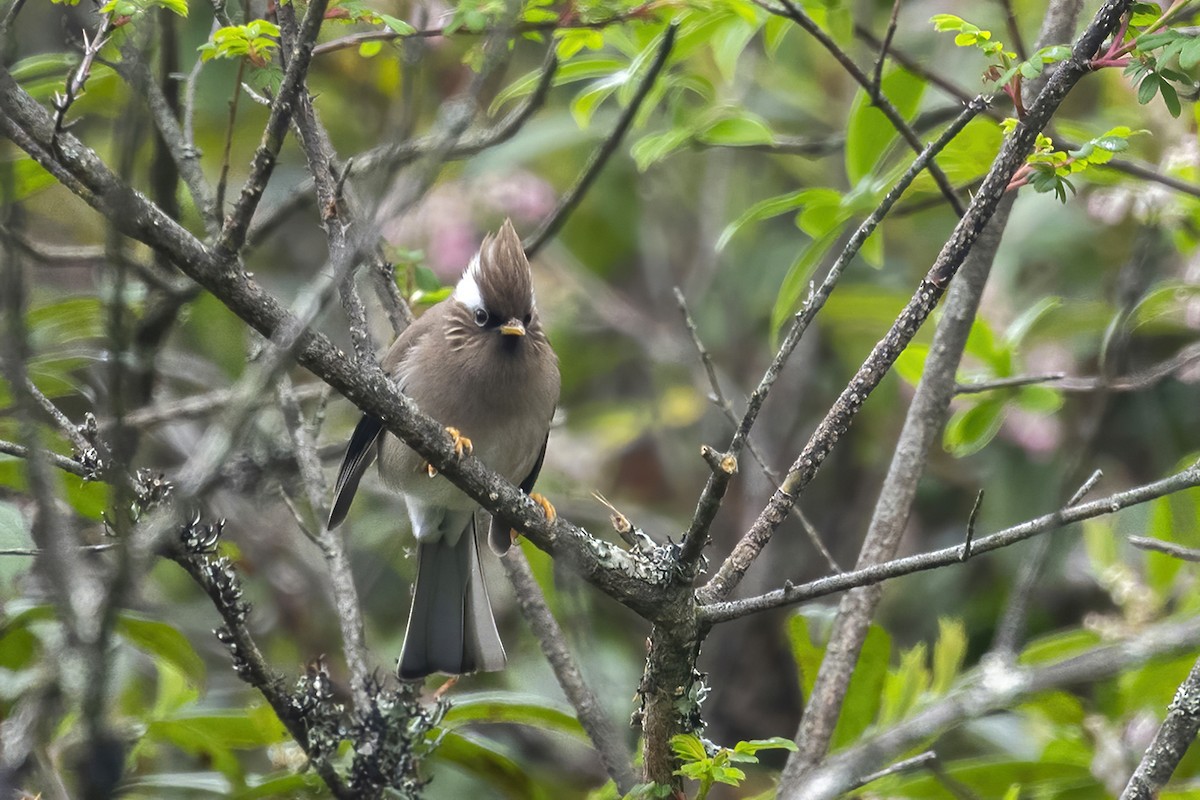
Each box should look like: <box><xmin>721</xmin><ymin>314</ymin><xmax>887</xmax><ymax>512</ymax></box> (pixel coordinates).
<box><xmin>3</xmin><ymin>0</ymin><xmax>1200</xmax><ymax>796</ymax></box>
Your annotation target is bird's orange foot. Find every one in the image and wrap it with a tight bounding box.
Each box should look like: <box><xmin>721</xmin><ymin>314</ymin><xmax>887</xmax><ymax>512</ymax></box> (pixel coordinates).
<box><xmin>510</xmin><ymin>492</ymin><xmax>557</xmax><ymax>544</ymax></box>
<box><xmin>423</xmin><ymin>427</ymin><xmax>474</xmax><ymax>477</ymax></box>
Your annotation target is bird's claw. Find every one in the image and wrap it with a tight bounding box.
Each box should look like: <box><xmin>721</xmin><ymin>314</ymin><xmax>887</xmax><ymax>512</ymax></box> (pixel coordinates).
<box><xmin>510</xmin><ymin>492</ymin><xmax>557</xmax><ymax>544</ymax></box>
<box><xmin>422</xmin><ymin>427</ymin><xmax>473</xmax><ymax>477</ymax></box>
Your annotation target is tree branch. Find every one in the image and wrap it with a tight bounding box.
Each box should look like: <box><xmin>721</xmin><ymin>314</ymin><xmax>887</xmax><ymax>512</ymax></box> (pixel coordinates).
<box><xmin>501</xmin><ymin>545</ymin><xmax>637</xmax><ymax>793</ymax></box>
<box><xmin>700</xmin><ymin>459</ymin><xmax>1200</xmax><ymax>623</ymax></box>
<box><xmin>788</xmin><ymin>613</ymin><xmax>1200</xmax><ymax>799</ymax></box>
<box><xmin>698</xmin><ymin>0</ymin><xmax>1127</xmax><ymax>605</ymax></box>
<box><xmin>1120</xmin><ymin>654</ymin><xmax>1200</xmax><ymax>799</ymax></box>
<box><xmin>680</xmin><ymin>95</ymin><xmax>987</xmax><ymax>573</ymax></box>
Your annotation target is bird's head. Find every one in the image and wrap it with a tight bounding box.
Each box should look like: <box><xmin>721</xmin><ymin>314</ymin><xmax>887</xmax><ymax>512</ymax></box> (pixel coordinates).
<box><xmin>452</xmin><ymin>219</ymin><xmax>539</xmax><ymax>346</ymax></box>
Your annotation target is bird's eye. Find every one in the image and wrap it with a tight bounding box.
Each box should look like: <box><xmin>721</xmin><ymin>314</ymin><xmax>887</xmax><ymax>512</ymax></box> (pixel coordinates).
<box><xmin>523</xmin><ymin>313</ymin><xmax>532</xmax><ymax>325</ymax></box>
<box><xmin>474</xmin><ymin>308</ymin><xmax>489</xmax><ymax>327</ymax></box>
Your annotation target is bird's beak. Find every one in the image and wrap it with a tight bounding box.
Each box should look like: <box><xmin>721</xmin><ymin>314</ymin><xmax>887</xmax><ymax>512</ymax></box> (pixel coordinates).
<box><xmin>499</xmin><ymin>319</ymin><xmax>526</xmax><ymax>337</ymax></box>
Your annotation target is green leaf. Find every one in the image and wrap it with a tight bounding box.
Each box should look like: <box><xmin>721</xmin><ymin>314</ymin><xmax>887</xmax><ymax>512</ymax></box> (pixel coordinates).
<box><xmin>358</xmin><ymin>40</ymin><xmax>383</xmax><ymax>58</ymax></box>
<box><xmin>1016</xmin><ymin>385</ymin><xmax>1063</xmax><ymax>414</ymax></box>
<box><xmin>788</xmin><ymin>611</ymin><xmax>826</xmax><ymax>701</ymax></box>
<box><xmin>717</xmin><ymin>190</ymin><xmax>807</xmax><ymax>251</ymax></box>
<box><xmin>845</xmin><ymin>68</ymin><xmax>926</xmax><ymax>185</ymax></box>
<box><xmin>1160</xmin><ymin>79</ymin><xmax>1182</xmax><ymax>117</ymax></box>
<box><xmin>1137</xmin><ymin>74</ymin><xmax>1160</xmax><ymax>105</ymax></box>
<box><xmin>770</xmin><ymin>229</ymin><xmax>840</xmax><ymax>335</ymax></box>
<box><xmin>1018</xmin><ymin>628</ymin><xmax>1101</xmax><ymax>665</ymax></box>
<box><xmin>116</xmin><ymin>613</ymin><xmax>206</xmax><ymax>685</ymax></box>
<box><xmin>378</xmin><ymin>13</ymin><xmax>415</xmax><ymax>35</ymax></box>
<box><xmin>931</xmin><ymin>618</ymin><xmax>967</xmax><ymax>695</ymax></box>
<box><xmin>944</xmin><ymin>398</ymin><xmax>1007</xmax><ymax>457</ymax></box>
<box><xmin>710</xmin><ymin>17</ymin><xmax>759</xmax><ymax>83</ymax></box>
<box><xmin>763</xmin><ymin>15</ymin><xmax>790</xmax><ymax>58</ymax></box>
<box><xmin>122</xmin><ymin>773</ymin><xmax>231</xmax><ymax>793</ymax></box>
<box><xmin>570</xmin><ymin>75</ymin><xmax>624</xmax><ymax>128</ymax></box>
<box><xmin>697</xmin><ymin>113</ymin><xmax>775</xmax><ymax>147</ymax></box>
<box><xmin>830</xmin><ymin>622</ymin><xmax>890</xmax><ymax>749</ymax></box>
<box><xmin>631</xmin><ymin>128</ymin><xmax>694</xmax><ymax>171</ymax></box>
<box><xmin>670</xmin><ymin>733</ymin><xmax>708</xmax><ymax>763</ymax></box>
<box><xmin>490</xmin><ymin>58</ymin><xmax>624</xmax><ymax>113</ymax></box>
<box><xmin>1004</xmin><ymin>296</ymin><xmax>1061</xmax><ymax>346</ymax></box>
<box><xmin>234</xmin><ymin>772</ymin><xmax>323</xmax><ymax>799</ymax></box>
<box><xmin>732</xmin><ymin>737</ymin><xmax>798</xmax><ymax>755</ymax></box>
<box><xmin>432</xmin><ymin>730</ymin><xmax>548</xmax><ymax>799</ymax></box>
<box><xmin>442</xmin><ymin>693</ymin><xmax>587</xmax><ymax>741</ymax></box>
<box><xmin>894</xmin><ymin>342</ymin><xmax>930</xmax><ymax>386</ymax></box>
<box><xmin>879</xmin><ymin>642</ymin><xmax>929</xmax><ymax>726</ymax></box>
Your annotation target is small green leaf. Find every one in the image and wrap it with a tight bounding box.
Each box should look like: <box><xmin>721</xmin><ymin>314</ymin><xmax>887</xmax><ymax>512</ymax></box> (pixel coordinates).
<box><xmin>1160</xmin><ymin>80</ymin><xmax>1181</xmax><ymax>117</ymax></box>
<box><xmin>358</xmin><ymin>40</ymin><xmax>383</xmax><ymax>57</ymax></box>
<box><xmin>1137</xmin><ymin>74</ymin><xmax>1160</xmax><ymax>105</ymax></box>
<box><xmin>1017</xmin><ymin>385</ymin><xmax>1063</xmax><ymax>414</ymax></box>
<box><xmin>697</xmin><ymin>113</ymin><xmax>775</xmax><ymax>147</ymax></box>
<box><xmin>631</xmin><ymin>128</ymin><xmax>693</xmax><ymax>171</ymax></box>
<box><xmin>944</xmin><ymin>398</ymin><xmax>1007</xmax><ymax>457</ymax></box>
<box><xmin>443</xmin><ymin>693</ymin><xmax>587</xmax><ymax>741</ymax></box>
<box><xmin>931</xmin><ymin>618</ymin><xmax>967</xmax><ymax>695</ymax></box>
<box><xmin>770</xmin><ymin>230</ymin><xmax>840</xmax><ymax>335</ymax></box>
<box><xmin>670</xmin><ymin>734</ymin><xmax>708</xmax><ymax>763</ymax></box>
<box><xmin>894</xmin><ymin>343</ymin><xmax>930</xmax><ymax>386</ymax></box>
<box><xmin>116</xmin><ymin>613</ymin><xmax>206</xmax><ymax>685</ymax></box>
<box><xmin>845</xmin><ymin>68</ymin><xmax>925</xmax><ymax>184</ymax></box>
<box><xmin>717</xmin><ymin>190</ymin><xmax>807</xmax><ymax>251</ymax></box>
<box><xmin>431</xmin><ymin>731</ymin><xmax>546</xmax><ymax>799</ymax></box>
<box><xmin>378</xmin><ymin>13</ymin><xmax>415</xmax><ymax>35</ymax></box>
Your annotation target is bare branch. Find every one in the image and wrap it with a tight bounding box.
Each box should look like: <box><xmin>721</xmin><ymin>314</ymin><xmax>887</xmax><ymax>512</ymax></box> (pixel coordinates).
<box><xmin>691</xmin><ymin>95</ymin><xmax>987</xmax><ymax>581</ymax></box>
<box><xmin>700</xmin><ymin>460</ymin><xmax>1200</xmax><ymax>624</ymax></box>
<box><xmin>1121</xmin><ymin>654</ymin><xmax>1200</xmax><ymax>799</ymax></box>
<box><xmin>278</xmin><ymin>376</ymin><xmax>372</xmax><ymax>713</ymax></box>
<box><xmin>214</xmin><ymin>0</ymin><xmax>331</xmax><ymax>259</ymax></box>
<box><xmin>789</xmin><ymin>613</ymin><xmax>1200</xmax><ymax>800</ymax></box>
<box><xmin>700</xmin><ymin>0</ymin><xmax>1123</xmax><ymax>606</ymax></box>
<box><xmin>501</xmin><ymin>546</ymin><xmax>637</xmax><ymax>793</ymax></box>
<box><xmin>1129</xmin><ymin>535</ymin><xmax>1200</xmax><ymax>562</ymax></box>
<box><xmin>758</xmin><ymin>0</ymin><xmax>966</xmax><ymax>216</ymax></box>
<box><xmin>673</xmin><ymin>287</ymin><xmax>842</xmax><ymax>572</ymax></box>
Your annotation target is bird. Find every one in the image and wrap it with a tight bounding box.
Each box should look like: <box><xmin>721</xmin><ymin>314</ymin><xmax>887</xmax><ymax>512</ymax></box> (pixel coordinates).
<box><xmin>327</xmin><ymin>218</ymin><xmax>560</xmax><ymax>680</ymax></box>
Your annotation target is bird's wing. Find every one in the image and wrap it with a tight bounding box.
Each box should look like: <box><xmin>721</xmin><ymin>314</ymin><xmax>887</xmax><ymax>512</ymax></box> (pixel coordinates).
<box><xmin>487</xmin><ymin>431</ymin><xmax>549</xmax><ymax>554</ymax></box>
<box><xmin>518</xmin><ymin>432</ymin><xmax>549</xmax><ymax>495</ymax></box>
<box><xmin>327</xmin><ymin>311</ymin><xmax>439</xmax><ymax>529</ymax></box>
<box><xmin>327</xmin><ymin>414</ymin><xmax>383</xmax><ymax>529</ymax></box>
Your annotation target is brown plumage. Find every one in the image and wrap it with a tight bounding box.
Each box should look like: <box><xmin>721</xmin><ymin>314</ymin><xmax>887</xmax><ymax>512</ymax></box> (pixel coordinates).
<box><xmin>328</xmin><ymin>219</ymin><xmax>560</xmax><ymax>679</ymax></box>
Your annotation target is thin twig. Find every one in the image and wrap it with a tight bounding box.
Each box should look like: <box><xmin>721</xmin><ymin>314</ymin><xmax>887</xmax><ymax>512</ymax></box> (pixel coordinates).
<box><xmin>999</xmin><ymin>0</ymin><xmax>1030</xmax><ymax>60</ymax></box>
<box><xmin>277</xmin><ymin>374</ymin><xmax>372</xmax><ymax>712</ymax></box>
<box><xmin>214</xmin><ymin>0</ymin><xmax>331</xmax><ymax>259</ymax></box>
<box><xmin>871</xmin><ymin>0</ymin><xmax>903</xmax><ymax>94</ymax></box>
<box><xmin>52</xmin><ymin>13</ymin><xmax>114</xmax><ymax>142</ymax></box>
<box><xmin>246</xmin><ymin>46</ymin><xmax>561</xmax><ymax>252</ymax></box>
<box><xmin>846</xmin><ymin>751</ymin><xmax>937</xmax><ymax>791</ymax></box>
<box><xmin>761</xmin><ymin>0</ymin><xmax>966</xmax><ymax>216</ymax></box>
<box><xmin>961</xmin><ymin>490</ymin><xmax>984</xmax><ymax>562</ymax></box>
<box><xmin>523</xmin><ymin>24</ymin><xmax>677</xmax><ymax>256</ymax></box>
<box><xmin>673</xmin><ymin>287</ymin><xmax>842</xmax><ymax>572</ymax></box>
<box><xmin>786</xmin><ymin>612</ymin><xmax>1200</xmax><ymax>800</ymax></box>
<box><xmin>312</xmin><ymin>5</ymin><xmax>660</xmax><ymax>55</ymax></box>
<box><xmin>700</xmin><ymin>459</ymin><xmax>1200</xmax><ymax>624</ymax></box>
<box><xmin>1129</xmin><ymin>535</ymin><xmax>1200</xmax><ymax>562</ymax></box>
<box><xmin>686</xmin><ymin>96</ymin><xmax>987</xmax><ymax>576</ymax></box>
<box><xmin>501</xmin><ymin>546</ymin><xmax>638</xmax><ymax>793</ymax></box>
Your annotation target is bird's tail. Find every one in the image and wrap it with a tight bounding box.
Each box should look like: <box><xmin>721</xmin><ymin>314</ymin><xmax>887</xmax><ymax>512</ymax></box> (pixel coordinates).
<box><xmin>398</xmin><ymin>518</ymin><xmax>506</xmax><ymax>680</ymax></box>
